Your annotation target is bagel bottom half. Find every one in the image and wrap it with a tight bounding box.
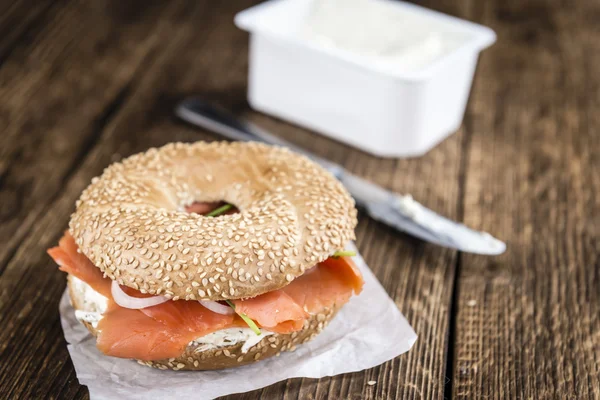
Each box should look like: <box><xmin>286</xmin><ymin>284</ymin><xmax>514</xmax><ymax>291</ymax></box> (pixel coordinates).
<box><xmin>67</xmin><ymin>275</ymin><xmax>341</xmax><ymax>371</ymax></box>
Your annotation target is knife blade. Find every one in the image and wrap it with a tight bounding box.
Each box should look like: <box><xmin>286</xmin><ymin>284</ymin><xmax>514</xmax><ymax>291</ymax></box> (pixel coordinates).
<box><xmin>175</xmin><ymin>97</ymin><xmax>506</xmax><ymax>255</ymax></box>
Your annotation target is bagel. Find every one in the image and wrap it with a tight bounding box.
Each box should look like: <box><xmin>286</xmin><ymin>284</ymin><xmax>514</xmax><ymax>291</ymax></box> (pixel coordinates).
<box><xmin>49</xmin><ymin>141</ymin><xmax>363</xmax><ymax>370</ymax></box>
<box><xmin>70</xmin><ymin>141</ymin><xmax>357</xmax><ymax>300</ymax></box>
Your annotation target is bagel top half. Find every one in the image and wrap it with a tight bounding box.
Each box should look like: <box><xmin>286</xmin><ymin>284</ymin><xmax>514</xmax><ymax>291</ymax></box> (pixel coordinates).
<box><xmin>69</xmin><ymin>141</ymin><xmax>357</xmax><ymax>301</ymax></box>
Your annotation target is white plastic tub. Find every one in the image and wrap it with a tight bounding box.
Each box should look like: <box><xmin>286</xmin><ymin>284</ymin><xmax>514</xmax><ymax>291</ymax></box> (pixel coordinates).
<box><xmin>235</xmin><ymin>0</ymin><xmax>496</xmax><ymax>158</ymax></box>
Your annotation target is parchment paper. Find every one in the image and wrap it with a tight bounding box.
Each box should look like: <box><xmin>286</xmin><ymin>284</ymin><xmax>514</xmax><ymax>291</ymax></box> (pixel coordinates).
<box><xmin>59</xmin><ymin>245</ymin><xmax>417</xmax><ymax>400</ymax></box>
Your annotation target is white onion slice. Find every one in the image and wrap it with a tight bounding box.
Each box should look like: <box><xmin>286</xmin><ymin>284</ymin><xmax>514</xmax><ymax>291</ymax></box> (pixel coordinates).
<box><xmin>199</xmin><ymin>300</ymin><xmax>235</xmax><ymax>315</ymax></box>
<box><xmin>111</xmin><ymin>280</ymin><xmax>169</xmax><ymax>309</ymax></box>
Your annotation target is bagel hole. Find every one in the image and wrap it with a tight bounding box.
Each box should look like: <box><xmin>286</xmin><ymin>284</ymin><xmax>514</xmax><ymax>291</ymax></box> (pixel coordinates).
<box><xmin>185</xmin><ymin>201</ymin><xmax>239</xmax><ymax>216</ymax></box>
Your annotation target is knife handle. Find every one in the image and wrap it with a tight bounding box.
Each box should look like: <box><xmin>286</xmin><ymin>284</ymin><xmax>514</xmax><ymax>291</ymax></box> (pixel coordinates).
<box><xmin>176</xmin><ymin>98</ymin><xmax>264</xmax><ymax>143</ymax></box>
<box><xmin>176</xmin><ymin>98</ymin><xmax>343</xmax><ymax>176</ymax></box>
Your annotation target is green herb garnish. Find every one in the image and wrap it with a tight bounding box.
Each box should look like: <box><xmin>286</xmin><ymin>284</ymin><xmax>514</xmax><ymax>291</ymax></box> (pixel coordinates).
<box><xmin>205</xmin><ymin>204</ymin><xmax>233</xmax><ymax>217</ymax></box>
<box><xmin>225</xmin><ymin>300</ymin><xmax>261</xmax><ymax>335</ymax></box>
<box><xmin>332</xmin><ymin>250</ymin><xmax>357</xmax><ymax>258</ymax></box>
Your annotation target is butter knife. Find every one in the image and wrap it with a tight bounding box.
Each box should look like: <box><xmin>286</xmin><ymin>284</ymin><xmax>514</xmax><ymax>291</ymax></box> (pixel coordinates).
<box><xmin>175</xmin><ymin>98</ymin><xmax>506</xmax><ymax>255</ymax></box>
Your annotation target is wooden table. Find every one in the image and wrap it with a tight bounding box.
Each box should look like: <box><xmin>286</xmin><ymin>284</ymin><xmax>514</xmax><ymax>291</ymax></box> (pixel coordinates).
<box><xmin>0</xmin><ymin>1</ymin><xmax>598</xmax><ymax>399</ymax></box>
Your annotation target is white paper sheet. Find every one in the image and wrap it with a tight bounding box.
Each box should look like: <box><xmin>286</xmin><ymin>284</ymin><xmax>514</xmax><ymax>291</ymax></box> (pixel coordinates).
<box><xmin>59</xmin><ymin>245</ymin><xmax>417</xmax><ymax>400</ymax></box>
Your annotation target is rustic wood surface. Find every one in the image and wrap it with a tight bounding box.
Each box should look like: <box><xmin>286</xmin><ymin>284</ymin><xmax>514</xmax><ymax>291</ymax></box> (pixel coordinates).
<box><xmin>0</xmin><ymin>1</ymin><xmax>597</xmax><ymax>399</ymax></box>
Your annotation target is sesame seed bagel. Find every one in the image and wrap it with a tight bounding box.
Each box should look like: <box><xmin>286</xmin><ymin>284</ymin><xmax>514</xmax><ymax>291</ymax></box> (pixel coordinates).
<box><xmin>69</xmin><ymin>141</ymin><xmax>357</xmax><ymax>301</ymax></box>
<box><xmin>67</xmin><ymin>275</ymin><xmax>341</xmax><ymax>371</ymax></box>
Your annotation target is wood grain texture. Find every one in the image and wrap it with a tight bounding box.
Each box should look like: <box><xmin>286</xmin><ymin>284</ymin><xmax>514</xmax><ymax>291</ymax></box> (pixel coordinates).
<box><xmin>0</xmin><ymin>0</ymin><xmax>57</xmax><ymax>63</ymax></box>
<box><xmin>0</xmin><ymin>0</ymin><xmax>182</xmax><ymax>274</ymax></box>
<box><xmin>0</xmin><ymin>0</ymin><xmax>239</xmax><ymax>398</ymax></box>
<box><xmin>451</xmin><ymin>1</ymin><xmax>600</xmax><ymax>399</ymax></box>
<box><xmin>0</xmin><ymin>0</ymin><xmax>597</xmax><ymax>399</ymax></box>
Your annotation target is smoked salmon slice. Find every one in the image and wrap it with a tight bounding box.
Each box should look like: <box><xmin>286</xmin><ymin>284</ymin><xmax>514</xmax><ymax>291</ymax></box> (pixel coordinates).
<box><xmin>233</xmin><ymin>257</ymin><xmax>363</xmax><ymax>333</ymax></box>
<box><xmin>232</xmin><ymin>290</ymin><xmax>308</xmax><ymax>333</ymax></box>
<box><xmin>48</xmin><ymin>232</ymin><xmax>363</xmax><ymax>361</ymax></box>
<box><xmin>98</xmin><ymin>300</ymin><xmax>235</xmax><ymax>360</ymax></box>
<box><xmin>48</xmin><ymin>234</ymin><xmax>111</xmax><ymax>298</ymax></box>
<box><xmin>185</xmin><ymin>201</ymin><xmax>238</xmax><ymax>215</ymax></box>
<box><xmin>185</xmin><ymin>201</ymin><xmax>222</xmax><ymax>214</ymax></box>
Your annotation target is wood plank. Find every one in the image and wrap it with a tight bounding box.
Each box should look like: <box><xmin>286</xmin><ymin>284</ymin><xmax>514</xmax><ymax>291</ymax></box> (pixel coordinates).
<box><xmin>0</xmin><ymin>0</ymin><xmax>56</xmax><ymax>63</ymax></box>
<box><xmin>1</xmin><ymin>1</ymin><xmax>468</xmax><ymax>399</ymax></box>
<box><xmin>452</xmin><ymin>0</ymin><xmax>600</xmax><ymax>398</ymax></box>
<box><xmin>0</xmin><ymin>0</ymin><xmax>184</xmax><ymax>274</ymax></box>
<box><xmin>0</xmin><ymin>1</ymin><xmax>255</xmax><ymax>399</ymax></box>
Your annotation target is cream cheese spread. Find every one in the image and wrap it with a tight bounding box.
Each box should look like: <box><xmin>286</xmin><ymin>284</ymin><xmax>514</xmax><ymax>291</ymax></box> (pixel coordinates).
<box><xmin>191</xmin><ymin>329</ymin><xmax>274</xmax><ymax>354</ymax></box>
<box><xmin>71</xmin><ymin>276</ymin><xmax>107</xmax><ymax>328</ymax></box>
<box><xmin>301</xmin><ymin>0</ymin><xmax>466</xmax><ymax>74</ymax></box>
